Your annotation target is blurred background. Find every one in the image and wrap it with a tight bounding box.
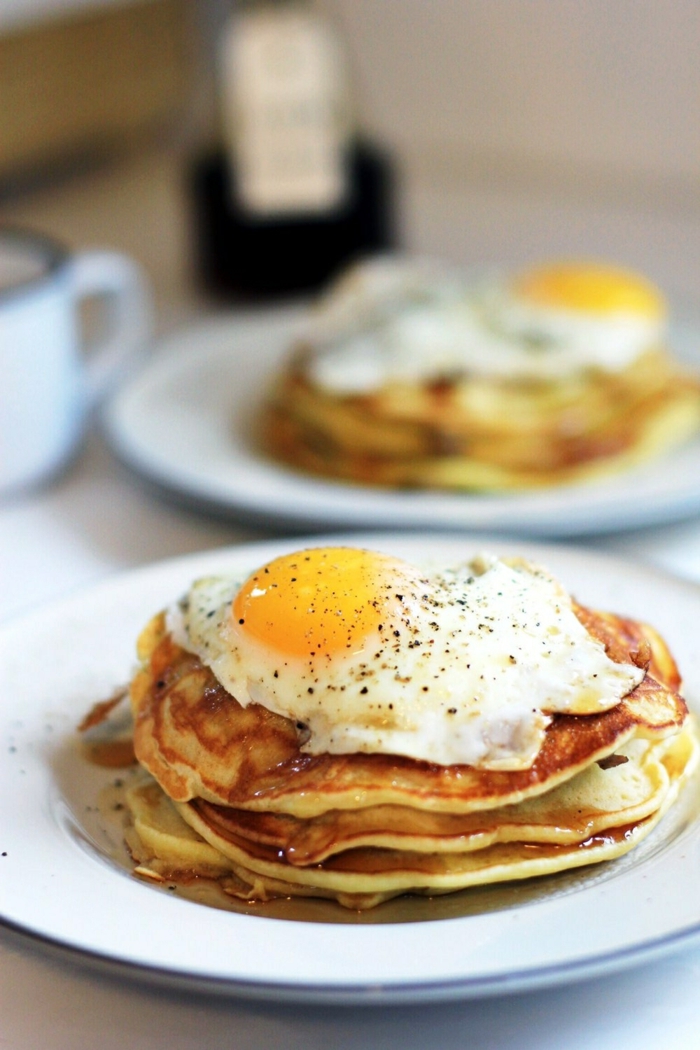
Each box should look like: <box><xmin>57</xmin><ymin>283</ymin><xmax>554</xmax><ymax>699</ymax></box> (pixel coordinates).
<box><xmin>1</xmin><ymin>0</ymin><xmax>699</xmax><ymax>324</ymax></box>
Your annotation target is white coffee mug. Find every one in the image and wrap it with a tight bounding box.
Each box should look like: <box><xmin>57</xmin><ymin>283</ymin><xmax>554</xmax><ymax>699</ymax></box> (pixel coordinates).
<box><xmin>0</xmin><ymin>227</ymin><xmax>152</xmax><ymax>496</ymax></box>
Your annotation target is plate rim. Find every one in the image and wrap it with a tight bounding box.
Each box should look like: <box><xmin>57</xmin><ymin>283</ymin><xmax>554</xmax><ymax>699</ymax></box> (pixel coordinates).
<box><xmin>3</xmin><ymin>912</ymin><xmax>700</xmax><ymax>1006</ymax></box>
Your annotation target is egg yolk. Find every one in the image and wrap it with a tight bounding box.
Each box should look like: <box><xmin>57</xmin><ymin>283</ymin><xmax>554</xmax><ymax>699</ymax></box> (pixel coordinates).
<box><xmin>232</xmin><ymin>547</ymin><xmax>421</xmax><ymax>659</ymax></box>
<box><xmin>513</xmin><ymin>262</ymin><xmax>666</xmax><ymax>320</ymax></box>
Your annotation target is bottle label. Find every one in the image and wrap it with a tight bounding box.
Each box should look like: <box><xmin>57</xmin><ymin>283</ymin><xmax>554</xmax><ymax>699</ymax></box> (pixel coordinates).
<box><xmin>222</xmin><ymin>7</ymin><xmax>350</xmax><ymax>217</ymax></box>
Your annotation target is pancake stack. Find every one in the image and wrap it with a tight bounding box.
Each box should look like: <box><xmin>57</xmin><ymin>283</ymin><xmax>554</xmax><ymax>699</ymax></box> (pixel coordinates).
<box><xmin>124</xmin><ymin>551</ymin><xmax>697</xmax><ymax>911</ymax></box>
<box><xmin>261</xmin><ymin>258</ymin><xmax>700</xmax><ymax>491</ymax></box>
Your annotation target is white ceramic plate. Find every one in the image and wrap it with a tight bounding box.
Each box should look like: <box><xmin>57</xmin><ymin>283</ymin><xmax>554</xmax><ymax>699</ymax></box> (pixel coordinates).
<box><xmin>102</xmin><ymin>310</ymin><xmax>700</xmax><ymax>537</ymax></box>
<box><xmin>2</xmin><ymin>533</ymin><xmax>700</xmax><ymax>1004</ymax></box>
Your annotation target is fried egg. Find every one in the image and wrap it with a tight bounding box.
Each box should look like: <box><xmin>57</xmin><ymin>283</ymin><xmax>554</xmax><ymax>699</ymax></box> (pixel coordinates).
<box><xmin>167</xmin><ymin>547</ymin><xmax>644</xmax><ymax>771</ymax></box>
<box><xmin>305</xmin><ymin>257</ymin><xmax>667</xmax><ymax>391</ymax></box>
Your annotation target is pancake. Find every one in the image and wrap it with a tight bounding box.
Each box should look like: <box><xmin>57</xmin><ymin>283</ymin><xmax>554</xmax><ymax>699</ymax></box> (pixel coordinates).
<box><xmin>129</xmin><ymin>606</ymin><xmax>687</xmax><ymax>819</ymax></box>
<box><xmin>174</xmin><ymin>736</ymin><xmax>674</xmax><ymax>864</ymax></box>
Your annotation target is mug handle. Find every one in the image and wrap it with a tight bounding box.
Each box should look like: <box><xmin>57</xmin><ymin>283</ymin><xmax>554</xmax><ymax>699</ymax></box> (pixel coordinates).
<box><xmin>67</xmin><ymin>250</ymin><xmax>152</xmax><ymax>406</ymax></box>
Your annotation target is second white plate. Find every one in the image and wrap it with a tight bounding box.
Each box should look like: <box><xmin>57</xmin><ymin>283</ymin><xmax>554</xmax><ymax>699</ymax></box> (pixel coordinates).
<box><xmin>103</xmin><ymin>310</ymin><xmax>700</xmax><ymax>536</ymax></box>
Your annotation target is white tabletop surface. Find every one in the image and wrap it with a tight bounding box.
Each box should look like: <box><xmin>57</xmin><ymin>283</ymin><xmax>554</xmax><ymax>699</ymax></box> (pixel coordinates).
<box><xmin>4</xmin><ymin>147</ymin><xmax>700</xmax><ymax>1049</ymax></box>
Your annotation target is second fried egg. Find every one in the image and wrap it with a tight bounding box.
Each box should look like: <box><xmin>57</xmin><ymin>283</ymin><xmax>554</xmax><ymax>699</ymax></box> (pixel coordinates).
<box><xmin>305</xmin><ymin>257</ymin><xmax>667</xmax><ymax>391</ymax></box>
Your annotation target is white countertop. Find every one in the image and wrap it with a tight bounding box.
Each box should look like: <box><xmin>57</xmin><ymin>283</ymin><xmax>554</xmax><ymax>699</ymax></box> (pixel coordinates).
<box><xmin>4</xmin><ymin>147</ymin><xmax>700</xmax><ymax>1049</ymax></box>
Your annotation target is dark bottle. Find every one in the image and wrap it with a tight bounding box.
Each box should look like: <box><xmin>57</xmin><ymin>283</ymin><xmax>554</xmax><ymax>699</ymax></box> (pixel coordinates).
<box><xmin>192</xmin><ymin>0</ymin><xmax>395</xmax><ymax>299</ymax></box>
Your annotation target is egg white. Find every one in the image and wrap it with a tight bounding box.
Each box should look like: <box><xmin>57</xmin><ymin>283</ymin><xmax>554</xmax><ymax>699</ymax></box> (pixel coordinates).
<box><xmin>167</xmin><ymin>554</ymin><xmax>644</xmax><ymax>771</ymax></box>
